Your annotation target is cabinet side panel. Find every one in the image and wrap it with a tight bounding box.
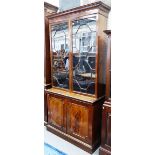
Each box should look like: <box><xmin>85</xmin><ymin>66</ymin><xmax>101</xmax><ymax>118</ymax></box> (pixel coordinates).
<box><xmin>92</xmin><ymin>100</ymin><xmax>103</xmax><ymax>146</ymax></box>
<box><xmin>106</xmin><ymin>112</ymin><xmax>111</xmax><ymax>146</ymax></box>
<box><xmin>44</xmin><ymin>17</ymin><xmax>51</xmax><ymax>88</ymax></box>
<box><xmin>97</xmin><ymin>14</ymin><xmax>108</xmax><ymax>97</ymax></box>
<box><xmin>44</xmin><ymin>91</ymin><xmax>48</xmax><ymax>122</ymax></box>
<box><xmin>101</xmin><ymin>107</ymin><xmax>107</xmax><ymax>146</ymax></box>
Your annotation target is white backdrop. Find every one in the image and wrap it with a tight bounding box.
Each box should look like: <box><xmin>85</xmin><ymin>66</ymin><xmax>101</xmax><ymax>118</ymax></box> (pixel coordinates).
<box><xmin>45</xmin><ymin>0</ymin><xmax>59</xmax><ymax>7</ymax></box>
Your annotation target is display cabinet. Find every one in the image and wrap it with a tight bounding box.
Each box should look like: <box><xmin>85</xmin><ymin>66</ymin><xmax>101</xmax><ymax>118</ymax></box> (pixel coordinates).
<box><xmin>45</xmin><ymin>1</ymin><xmax>110</xmax><ymax>153</ymax></box>
<box><xmin>99</xmin><ymin>30</ymin><xmax>111</xmax><ymax>155</ymax></box>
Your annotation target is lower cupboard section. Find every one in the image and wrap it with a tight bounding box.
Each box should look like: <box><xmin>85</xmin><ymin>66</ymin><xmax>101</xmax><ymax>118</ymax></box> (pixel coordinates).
<box><xmin>46</xmin><ymin>92</ymin><xmax>103</xmax><ymax>153</ymax></box>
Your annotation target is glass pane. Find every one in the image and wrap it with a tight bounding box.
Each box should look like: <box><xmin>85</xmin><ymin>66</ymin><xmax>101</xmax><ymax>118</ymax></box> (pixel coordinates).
<box><xmin>72</xmin><ymin>16</ymin><xmax>96</xmax><ymax>95</ymax></box>
<box><xmin>51</xmin><ymin>22</ymin><xmax>69</xmax><ymax>89</ymax></box>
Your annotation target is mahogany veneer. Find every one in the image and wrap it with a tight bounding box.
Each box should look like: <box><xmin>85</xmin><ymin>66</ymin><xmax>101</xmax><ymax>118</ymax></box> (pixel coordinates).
<box><xmin>99</xmin><ymin>99</ymin><xmax>111</xmax><ymax>155</ymax></box>
<box><xmin>45</xmin><ymin>89</ymin><xmax>104</xmax><ymax>153</ymax></box>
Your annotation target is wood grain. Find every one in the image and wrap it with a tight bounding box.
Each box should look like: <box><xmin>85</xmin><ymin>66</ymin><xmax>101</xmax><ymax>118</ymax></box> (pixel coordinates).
<box><xmin>46</xmin><ymin>88</ymin><xmax>96</xmax><ymax>103</ymax></box>
<box><xmin>99</xmin><ymin>99</ymin><xmax>111</xmax><ymax>155</ymax></box>
<box><xmin>47</xmin><ymin>95</ymin><xmax>64</xmax><ymax>130</ymax></box>
<box><xmin>67</xmin><ymin>102</ymin><xmax>89</xmax><ymax>141</ymax></box>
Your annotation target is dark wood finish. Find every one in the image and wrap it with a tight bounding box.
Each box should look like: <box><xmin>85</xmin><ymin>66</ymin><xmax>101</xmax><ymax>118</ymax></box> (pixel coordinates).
<box><xmin>44</xmin><ymin>2</ymin><xmax>58</xmax><ymax>123</ymax></box>
<box><xmin>46</xmin><ymin>124</ymin><xmax>93</xmax><ymax>153</ymax></box>
<box><xmin>44</xmin><ymin>12</ymin><xmax>51</xmax><ymax>123</ymax></box>
<box><xmin>47</xmin><ymin>94</ymin><xmax>66</xmax><ymax>131</ymax></box>
<box><xmin>45</xmin><ymin>2</ymin><xmax>110</xmax><ymax>153</ymax></box>
<box><xmin>46</xmin><ymin>89</ymin><xmax>104</xmax><ymax>153</ymax></box>
<box><xmin>44</xmin><ymin>17</ymin><xmax>51</xmax><ymax>89</ymax></box>
<box><xmin>99</xmin><ymin>30</ymin><xmax>111</xmax><ymax>155</ymax></box>
<box><xmin>92</xmin><ymin>100</ymin><xmax>102</xmax><ymax>145</ymax></box>
<box><xmin>97</xmin><ymin>14</ymin><xmax>108</xmax><ymax>98</ymax></box>
<box><xmin>99</xmin><ymin>100</ymin><xmax>111</xmax><ymax>155</ymax></box>
<box><xmin>102</xmin><ymin>101</ymin><xmax>111</xmax><ymax>146</ymax></box>
<box><xmin>104</xmin><ymin>30</ymin><xmax>111</xmax><ymax>98</ymax></box>
<box><xmin>67</xmin><ymin>101</ymin><xmax>89</xmax><ymax>142</ymax></box>
<box><xmin>44</xmin><ymin>90</ymin><xmax>48</xmax><ymax>123</ymax></box>
<box><xmin>99</xmin><ymin>147</ymin><xmax>111</xmax><ymax>155</ymax></box>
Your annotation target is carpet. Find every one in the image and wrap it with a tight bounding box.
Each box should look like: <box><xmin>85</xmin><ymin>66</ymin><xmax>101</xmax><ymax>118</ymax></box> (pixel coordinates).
<box><xmin>44</xmin><ymin>143</ymin><xmax>68</xmax><ymax>155</ymax></box>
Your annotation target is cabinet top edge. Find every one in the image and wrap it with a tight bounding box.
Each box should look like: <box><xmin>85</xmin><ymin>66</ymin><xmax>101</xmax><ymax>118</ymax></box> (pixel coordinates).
<box><xmin>47</xmin><ymin>1</ymin><xmax>111</xmax><ymax>19</ymax></box>
<box><xmin>46</xmin><ymin>88</ymin><xmax>97</xmax><ymax>103</ymax></box>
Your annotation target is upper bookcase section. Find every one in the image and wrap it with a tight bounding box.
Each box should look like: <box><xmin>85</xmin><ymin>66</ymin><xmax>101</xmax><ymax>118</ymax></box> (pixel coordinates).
<box><xmin>47</xmin><ymin>1</ymin><xmax>111</xmax><ymax>98</ymax></box>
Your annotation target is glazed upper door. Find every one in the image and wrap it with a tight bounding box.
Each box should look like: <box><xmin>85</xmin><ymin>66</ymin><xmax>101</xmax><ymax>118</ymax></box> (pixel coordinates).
<box><xmin>51</xmin><ymin>22</ymin><xmax>69</xmax><ymax>89</ymax></box>
<box><xmin>50</xmin><ymin>15</ymin><xmax>97</xmax><ymax>95</ymax></box>
<box><xmin>72</xmin><ymin>16</ymin><xmax>97</xmax><ymax>95</ymax></box>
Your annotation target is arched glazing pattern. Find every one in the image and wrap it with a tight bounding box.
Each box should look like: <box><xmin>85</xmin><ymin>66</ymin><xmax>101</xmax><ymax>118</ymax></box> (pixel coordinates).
<box><xmin>72</xmin><ymin>16</ymin><xmax>97</xmax><ymax>95</ymax></box>
<box><xmin>51</xmin><ymin>22</ymin><xmax>69</xmax><ymax>89</ymax></box>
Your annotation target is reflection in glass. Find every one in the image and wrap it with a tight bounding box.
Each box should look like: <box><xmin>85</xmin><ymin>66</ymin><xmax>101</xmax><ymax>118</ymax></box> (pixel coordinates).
<box><xmin>51</xmin><ymin>23</ymin><xmax>69</xmax><ymax>89</ymax></box>
<box><xmin>72</xmin><ymin>16</ymin><xmax>96</xmax><ymax>95</ymax></box>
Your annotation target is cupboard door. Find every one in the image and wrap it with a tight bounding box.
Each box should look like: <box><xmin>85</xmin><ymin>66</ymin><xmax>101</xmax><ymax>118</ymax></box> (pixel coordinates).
<box><xmin>67</xmin><ymin>102</ymin><xmax>89</xmax><ymax>142</ymax></box>
<box><xmin>106</xmin><ymin>112</ymin><xmax>111</xmax><ymax>146</ymax></box>
<box><xmin>47</xmin><ymin>94</ymin><xmax>65</xmax><ymax>131</ymax></box>
<box><xmin>101</xmin><ymin>104</ymin><xmax>111</xmax><ymax>148</ymax></box>
<box><xmin>103</xmin><ymin>109</ymin><xmax>111</xmax><ymax>147</ymax></box>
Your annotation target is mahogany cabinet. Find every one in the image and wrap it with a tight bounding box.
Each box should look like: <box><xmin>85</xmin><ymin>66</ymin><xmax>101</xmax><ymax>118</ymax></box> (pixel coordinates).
<box><xmin>99</xmin><ymin>30</ymin><xmax>111</xmax><ymax>155</ymax></box>
<box><xmin>44</xmin><ymin>2</ymin><xmax>110</xmax><ymax>153</ymax></box>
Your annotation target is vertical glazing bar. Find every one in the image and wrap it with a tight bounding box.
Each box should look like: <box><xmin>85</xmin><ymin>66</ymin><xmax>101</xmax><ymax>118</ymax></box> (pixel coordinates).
<box><xmin>68</xmin><ymin>19</ymin><xmax>73</xmax><ymax>92</ymax></box>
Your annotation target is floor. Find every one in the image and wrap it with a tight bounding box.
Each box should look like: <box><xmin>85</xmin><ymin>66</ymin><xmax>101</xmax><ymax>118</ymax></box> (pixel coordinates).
<box><xmin>44</xmin><ymin>127</ymin><xmax>99</xmax><ymax>155</ymax></box>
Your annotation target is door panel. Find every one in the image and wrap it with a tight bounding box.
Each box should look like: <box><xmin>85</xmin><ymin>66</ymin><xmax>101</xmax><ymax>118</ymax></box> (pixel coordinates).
<box><xmin>67</xmin><ymin>102</ymin><xmax>89</xmax><ymax>142</ymax></box>
<box><xmin>100</xmin><ymin>103</ymin><xmax>111</xmax><ymax>153</ymax></box>
<box><xmin>47</xmin><ymin>94</ymin><xmax>65</xmax><ymax>131</ymax></box>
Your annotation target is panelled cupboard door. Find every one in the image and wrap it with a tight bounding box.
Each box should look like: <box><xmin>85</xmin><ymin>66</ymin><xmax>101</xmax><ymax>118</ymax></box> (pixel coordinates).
<box><xmin>102</xmin><ymin>105</ymin><xmax>111</xmax><ymax>147</ymax></box>
<box><xmin>67</xmin><ymin>102</ymin><xmax>90</xmax><ymax>143</ymax></box>
<box><xmin>107</xmin><ymin>111</ymin><xmax>111</xmax><ymax>146</ymax></box>
<box><xmin>47</xmin><ymin>94</ymin><xmax>66</xmax><ymax>131</ymax></box>
<box><xmin>99</xmin><ymin>104</ymin><xmax>111</xmax><ymax>155</ymax></box>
